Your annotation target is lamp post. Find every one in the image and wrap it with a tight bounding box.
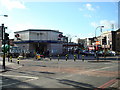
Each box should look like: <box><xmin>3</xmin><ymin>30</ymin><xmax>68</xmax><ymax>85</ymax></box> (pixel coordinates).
<box><xmin>95</xmin><ymin>26</ymin><xmax>104</xmax><ymax>38</ymax></box>
<box><xmin>94</xmin><ymin>26</ymin><xmax>104</xmax><ymax>60</ymax></box>
<box><xmin>0</xmin><ymin>15</ymin><xmax>8</xmax><ymax>17</ymax></box>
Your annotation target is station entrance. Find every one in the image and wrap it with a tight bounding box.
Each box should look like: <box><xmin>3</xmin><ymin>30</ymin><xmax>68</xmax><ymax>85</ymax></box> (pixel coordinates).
<box><xmin>35</xmin><ymin>43</ymin><xmax>47</xmax><ymax>54</ymax></box>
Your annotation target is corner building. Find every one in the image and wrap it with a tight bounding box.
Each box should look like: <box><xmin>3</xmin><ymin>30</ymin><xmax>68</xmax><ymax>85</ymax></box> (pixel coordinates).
<box><xmin>14</xmin><ymin>29</ymin><xmax>63</xmax><ymax>55</ymax></box>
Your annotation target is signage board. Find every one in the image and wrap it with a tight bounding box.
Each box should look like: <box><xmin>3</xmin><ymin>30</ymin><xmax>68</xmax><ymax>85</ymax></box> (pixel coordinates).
<box><xmin>96</xmin><ymin>41</ymin><xmax>100</xmax><ymax>45</ymax></box>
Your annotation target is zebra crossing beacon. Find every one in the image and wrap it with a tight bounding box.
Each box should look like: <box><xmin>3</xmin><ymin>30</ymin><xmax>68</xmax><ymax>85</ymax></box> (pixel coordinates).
<box><xmin>10</xmin><ymin>56</ymin><xmax>12</xmax><ymax>62</ymax></box>
<box><xmin>50</xmin><ymin>55</ymin><xmax>52</xmax><ymax>60</ymax></box>
<box><xmin>17</xmin><ymin>57</ymin><xmax>20</xmax><ymax>64</ymax></box>
<box><xmin>66</xmin><ymin>54</ymin><xmax>68</xmax><ymax>61</ymax></box>
<box><xmin>82</xmin><ymin>55</ymin><xmax>85</xmax><ymax>61</ymax></box>
<box><xmin>58</xmin><ymin>54</ymin><xmax>60</xmax><ymax>61</ymax></box>
<box><xmin>74</xmin><ymin>54</ymin><xmax>77</xmax><ymax>61</ymax></box>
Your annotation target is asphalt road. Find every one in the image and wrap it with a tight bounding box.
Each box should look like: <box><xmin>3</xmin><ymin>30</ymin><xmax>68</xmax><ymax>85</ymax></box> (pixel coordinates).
<box><xmin>0</xmin><ymin>56</ymin><xmax>119</xmax><ymax>89</ymax></box>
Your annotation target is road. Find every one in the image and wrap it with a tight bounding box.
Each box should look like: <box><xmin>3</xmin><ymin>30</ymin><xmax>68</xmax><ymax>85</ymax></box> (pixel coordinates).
<box><xmin>0</xmin><ymin>55</ymin><xmax>119</xmax><ymax>89</ymax></box>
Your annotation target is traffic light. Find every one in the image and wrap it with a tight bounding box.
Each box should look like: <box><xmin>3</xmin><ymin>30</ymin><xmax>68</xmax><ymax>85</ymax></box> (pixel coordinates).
<box><xmin>102</xmin><ymin>37</ymin><xmax>106</xmax><ymax>45</ymax></box>
<box><xmin>1</xmin><ymin>44</ymin><xmax>10</xmax><ymax>53</ymax></box>
<box><xmin>5</xmin><ymin>33</ymin><xmax>9</xmax><ymax>40</ymax></box>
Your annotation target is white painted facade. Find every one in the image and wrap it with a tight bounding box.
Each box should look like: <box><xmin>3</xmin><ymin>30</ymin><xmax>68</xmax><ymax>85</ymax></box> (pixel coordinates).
<box><xmin>14</xmin><ymin>29</ymin><xmax>63</xmax><ymax>55</ymax></box>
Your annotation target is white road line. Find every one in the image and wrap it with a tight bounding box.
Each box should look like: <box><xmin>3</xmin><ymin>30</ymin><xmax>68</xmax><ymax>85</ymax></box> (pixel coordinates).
<box><xmin>56</xmin><ymin>65</ymin><xmax>117</xmax><ymax>79</ymax></box>
<box><xmin>0</xmin><ymin>74</ymin><xmax>39</xmax><ymax>87</ymax></box>
<box><xmin>1</xmin><ymin>78</ymin><xmax>38</xmax><ymax>87</ymax></box>
<box><xmin>0</xmin><ymin>74</ymin><xmax>38</xmax><ymax>79</ymax></box>
<box><xmin>90</xmin><ymin>65</ymin><xmax>117</xmax><ymax>72</ymax></box>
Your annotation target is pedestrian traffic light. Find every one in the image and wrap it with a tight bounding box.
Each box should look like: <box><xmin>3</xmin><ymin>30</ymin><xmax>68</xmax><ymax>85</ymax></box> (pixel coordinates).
<box><xmin>1</xmin><ymin>44</ymin><xmax>10</xmax><ymax>53</ymax></box>
<box><xmin>102</xmin><ymin>37</ymin><xmax>106</xmax><ymax>45</ymax></box>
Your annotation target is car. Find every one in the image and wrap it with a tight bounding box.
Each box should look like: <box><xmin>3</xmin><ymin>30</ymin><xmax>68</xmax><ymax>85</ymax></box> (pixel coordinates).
<box><xmin>109</xmin><ymin>51</ymin><xmax>116</xmax><ymax>56</ymax></box>
<box><xmin>97</xmin><ymin>51</ymin><xmax>104</xmax><ymax>56</ymax></box>
<box><xmin>89</xmin><ymin>51</ymin><xmax>95</xmax><ymax>55</ymax></box>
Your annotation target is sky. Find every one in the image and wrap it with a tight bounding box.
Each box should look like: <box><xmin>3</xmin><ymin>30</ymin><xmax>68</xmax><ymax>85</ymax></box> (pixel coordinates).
<box><xmin>0</xmin><ymin>0</ymin><xmax>119</xmax><ymax>42</ymax></box>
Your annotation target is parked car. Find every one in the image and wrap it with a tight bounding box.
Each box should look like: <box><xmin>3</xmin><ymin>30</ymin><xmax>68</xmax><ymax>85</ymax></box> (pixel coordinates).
<box><xmin>89</xmin><ymin>51</ymin><xmax>95</xmax><ymax>55</ymax></box>
<box><xmin>108</xmin><ymin>51</ymin><xmax>116</xmax><ymax>56</ymax></box>
<box><xmin>97</xmin><ymin>51</ymin><xmax>104</xmax><ymax>56</ymax></box>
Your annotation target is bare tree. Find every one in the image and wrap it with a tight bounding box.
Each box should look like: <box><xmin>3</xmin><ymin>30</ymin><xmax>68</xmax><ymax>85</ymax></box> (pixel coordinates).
<box><xmin>77</xmin><ymin>38</ymin><xmax>81</xmax><ymax>44</ymax></box>
<box><xmin>65</xmin><ymin>34</ymin><xmax>72</xmax><ymax>43</ymax></box>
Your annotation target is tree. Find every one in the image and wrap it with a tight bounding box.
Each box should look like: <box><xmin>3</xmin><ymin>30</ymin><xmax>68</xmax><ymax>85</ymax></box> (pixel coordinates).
<box><xmin>77</xmin><ymin>38</ymin><xmax>81</xmax><ymax>44</ymax></box>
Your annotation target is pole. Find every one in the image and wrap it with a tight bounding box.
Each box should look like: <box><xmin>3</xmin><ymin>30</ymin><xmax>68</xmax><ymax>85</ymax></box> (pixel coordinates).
<box><xmin>8</xmin><ymin>40</ymin><xmax>10</xmax><ymax>62</ymax></box>
<box><xmin>2</xmin><ymin>24</ymin><xmax>5</xmax><ymax>70</ymax></box>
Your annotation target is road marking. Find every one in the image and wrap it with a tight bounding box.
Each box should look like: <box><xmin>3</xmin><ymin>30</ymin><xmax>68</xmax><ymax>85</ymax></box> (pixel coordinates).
<box><xmin>57</xmin><ymin>65</ymin><xmax>117</xmax><ymax>79</ymax></box>
<box><xmin>83</xmin><ymin>65</ymin><xmax>117</xmax><ymax>73</ymax></box>
<box><xmin>1</xmin><ymin>77</ymin><xmax>38</xmax><ymax>87</ymax></box>
<box><xmin>0</xmin><ymin>74</ymin><xmax>39</xmax><ymax>87</ymax></box>
<box><xmin>0</xmin><ymin>74</ymin><xmax>38</xmax><ymax>79</ymax></box>
<box><xmin>98</xmin><ymin>79</ymin><xmax>117</xmax><ymax>88</ymax></box>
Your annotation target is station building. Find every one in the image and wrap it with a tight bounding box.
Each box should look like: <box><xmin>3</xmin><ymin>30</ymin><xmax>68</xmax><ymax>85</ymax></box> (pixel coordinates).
<box><xmin>14</xmin><ymin>29</ymin><xmax>64</xmax><ymax>55</ymax></box>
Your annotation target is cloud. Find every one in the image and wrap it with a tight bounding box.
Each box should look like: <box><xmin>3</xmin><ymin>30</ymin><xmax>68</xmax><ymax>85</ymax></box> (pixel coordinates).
<box><xmin>1</xmin><ymin>0</ymin><xmax>26</xmax><ymax>10</ymax></box>
<box><xmin>100</xmin><ymin>20</ymin><xmax>117</xmax><ymax>29</ymax></box>
<box><xmin>91</xmin><ymin>22</ymin><xmax>98</xmax><ymax>28</ymax></box>
<box><xmin>85</xmin><ymin>3</ymin><xmax>95</xmax><ymax>11</ymax></box>
<box><xmin>91</xmin><ymin>20</ymin><xmax>118</xmax><ymax>30</ymax></box>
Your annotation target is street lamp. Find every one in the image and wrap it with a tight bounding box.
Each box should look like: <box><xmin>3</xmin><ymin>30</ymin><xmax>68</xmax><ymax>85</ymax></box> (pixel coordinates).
<box><xmin>94</xmin><ymin>26</ymin><xmax>104</xmax><ymax>61</ymax></box>
<box><xmin>0</xmin><ymin>15</ymin><xmax>8</xmax><ymax>17</ymax></box>
<box><xmin>95</xmin><ymin>26</ymin><xmax>104</xmax><ymax>38</ymax></box>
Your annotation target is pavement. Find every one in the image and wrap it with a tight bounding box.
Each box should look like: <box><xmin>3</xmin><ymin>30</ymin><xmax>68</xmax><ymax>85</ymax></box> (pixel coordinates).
<box><xmin>0</xmin><ymin>56</ymin><xmax>119</xmax><ymax>89</ymax></box>
<box><xmin>0</xmin><ymin>57</ymin><xmax>23</xmax><ymax>72</ymax></box>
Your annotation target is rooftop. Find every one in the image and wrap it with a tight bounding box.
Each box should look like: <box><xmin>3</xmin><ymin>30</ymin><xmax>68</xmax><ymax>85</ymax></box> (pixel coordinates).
<box><xmin>14</xmin><ymin>29</ymin><xmax>62</xmax><ymax>33</ymax></box>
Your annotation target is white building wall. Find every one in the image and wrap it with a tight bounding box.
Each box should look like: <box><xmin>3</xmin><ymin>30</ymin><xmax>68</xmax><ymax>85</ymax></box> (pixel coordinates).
<box><xmin>47</xmin><ymin>43</ymin><xmax>63</xmax><ymax>55</ymax></box>
<box><xmin>14</xmin><ymin>30</ymin><xmax>64</xmax><ymax>55</ymax></box>
<box><xmin>29</xmin><ymin>31</ymin><xmax>60</xmax><ymax>41</ymax></box>
<box><xmin>14</xmin><ymin>31</ymin><xmax>29</xmax><ymax>41</ymax></box>
<box><xmin>15</xmin><ymin>43</ymin><xmax>30</xmax><ymax>52</ymax></box>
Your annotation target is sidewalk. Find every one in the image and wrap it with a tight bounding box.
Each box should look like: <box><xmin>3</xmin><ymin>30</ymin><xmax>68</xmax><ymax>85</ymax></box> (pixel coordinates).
<box><xmin>0</xmin><ymin>57</ymin><xmax>23</xmax><ymax>72</ymax></box>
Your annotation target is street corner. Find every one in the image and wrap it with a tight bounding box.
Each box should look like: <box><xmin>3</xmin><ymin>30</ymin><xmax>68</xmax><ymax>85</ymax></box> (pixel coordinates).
<box><xmin>0</xmin><ymin>61</ymin><xmax>24</xmax><ymax>73</ymax></box>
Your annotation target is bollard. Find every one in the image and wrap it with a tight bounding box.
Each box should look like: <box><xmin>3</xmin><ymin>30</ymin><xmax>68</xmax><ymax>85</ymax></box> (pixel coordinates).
<box><xmin>82</xmin><ymin>55</ymin><xmax>84</xmax><ymax>61</ymax></box>
<box><xmin>10</xmin><ymin>56</ymin><xmax>12</xmax><ymax>62</ymax></box>
<box><xmin>66</xmin><ymin>54</ymin><xmax>68</xmax><ymax>61</ymax></box>
<box><xmin>50</xmin><ymin>55</ymin><xmax>52</xmax><ymax>60</ymax></box>
<box><xmin>74</xmin><ymin>55</ymin><xmax>77</xmax><ymax>61</ymax></box>
<box><xmin>17</xmin><ymin>57</ymin><xmax>20</xmax><ymax>64</ymax></box>
<box><xmin>58</xmin><ymin>54</ymin><xmax>60</xmax><ymax>61</ymax></box>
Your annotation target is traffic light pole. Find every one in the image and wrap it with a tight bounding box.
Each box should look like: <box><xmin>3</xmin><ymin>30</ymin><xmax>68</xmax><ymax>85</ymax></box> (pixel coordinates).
<box><xmin>1</xmin><ymin>24</ymin><xmax>6</xmax><ymax>70</ymax></box>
